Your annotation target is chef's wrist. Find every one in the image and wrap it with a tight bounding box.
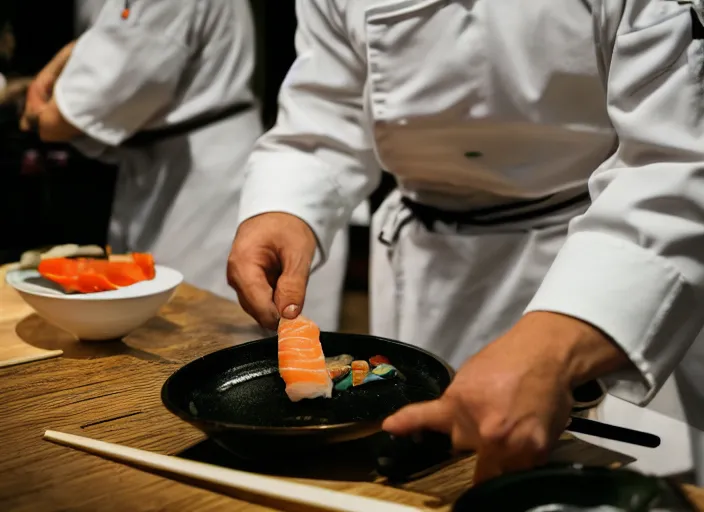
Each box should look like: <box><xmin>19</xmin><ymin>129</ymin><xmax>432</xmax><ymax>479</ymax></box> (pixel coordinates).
<box><xmin>519</xmin><ymin>311</ymin><xmax>631</xmax><ymax>388</ymax></box>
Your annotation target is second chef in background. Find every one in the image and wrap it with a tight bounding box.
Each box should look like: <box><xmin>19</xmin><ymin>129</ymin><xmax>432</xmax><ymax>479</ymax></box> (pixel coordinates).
<box><xmin>21</xmin><ymin>0</ymin><xmax>348</xmax><ymax>330</ymax></box>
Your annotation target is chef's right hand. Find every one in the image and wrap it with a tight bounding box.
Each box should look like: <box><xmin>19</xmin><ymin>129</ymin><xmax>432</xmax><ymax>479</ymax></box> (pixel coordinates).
<box><xmin>227</xmin><ymin>213</ymin><xmax>317</xmax><ymax>330</ymax></box>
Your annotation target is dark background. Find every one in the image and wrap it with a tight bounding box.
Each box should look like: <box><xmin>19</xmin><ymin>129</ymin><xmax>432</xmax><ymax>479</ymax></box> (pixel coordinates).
<box><xmin>0</xmin><ymin>0</ymin><xmax>393</xmax><ymax>289</ymax></box>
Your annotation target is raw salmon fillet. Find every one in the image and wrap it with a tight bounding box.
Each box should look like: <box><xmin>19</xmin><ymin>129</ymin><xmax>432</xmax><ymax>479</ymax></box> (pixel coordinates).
<box><xmin>278</xmin><ymin>315</ymin><xmax>333</xmax><ymax>402</ymax></box>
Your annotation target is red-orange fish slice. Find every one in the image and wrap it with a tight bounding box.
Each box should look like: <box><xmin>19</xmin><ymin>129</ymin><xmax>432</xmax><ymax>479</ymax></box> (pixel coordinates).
<box><xmin>37</xmin><ymin>254</ymin><xmax>156</xmax><ymax>293</ymax></box>
<box><xmin>369</xmin><ymin>355</ymin><xmax>390</xmax><ymax>368</ymax></box>
<box><xmin>132</xmin><ymin>252</ymin><xmax>156</xmax><ymax>279</ymax></box>
<box><xmin>277</xmin><ymin>315</ymin><xmax>333</xmax><ymax>402</ymax></box>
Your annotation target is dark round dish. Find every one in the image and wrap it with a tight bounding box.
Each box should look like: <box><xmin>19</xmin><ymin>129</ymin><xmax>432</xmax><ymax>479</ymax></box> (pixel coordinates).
<box><xmin>453</xmin><ymin>464</ymin><xmax>696</xmax><ymax>512</ymax></box>
<box><xmin>161</xmin><ymin>332</ymin><xmax>455</xmax><ymax>459</ymax></box>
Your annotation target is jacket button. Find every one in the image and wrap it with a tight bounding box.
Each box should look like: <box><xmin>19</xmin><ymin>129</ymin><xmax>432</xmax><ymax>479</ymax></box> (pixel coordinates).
<box><xmin>464</xmin><ymin>151</ymin><xmax>482</xmax><ymax>158</ymax></box>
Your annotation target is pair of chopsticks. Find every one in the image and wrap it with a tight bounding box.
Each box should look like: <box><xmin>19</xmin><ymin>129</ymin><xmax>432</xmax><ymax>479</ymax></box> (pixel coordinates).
<box><xmin>43</xmin><ymin>430</ymin><xmax>420</xmax><ymax>512</ymax></box>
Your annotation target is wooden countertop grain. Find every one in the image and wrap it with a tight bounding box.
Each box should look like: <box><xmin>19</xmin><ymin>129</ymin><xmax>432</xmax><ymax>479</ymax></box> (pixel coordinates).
<box><xmin>2</xmin><ymin>280</ymin><xmax>704</xmax><ymax>511</ymax></box>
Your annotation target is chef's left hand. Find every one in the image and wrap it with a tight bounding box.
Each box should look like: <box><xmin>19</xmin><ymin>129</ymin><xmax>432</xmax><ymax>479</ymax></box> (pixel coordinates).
<box><xmin>382</xmin><ymin>311</ymin><xmax>630</xmax><ymax>484</ymax></box>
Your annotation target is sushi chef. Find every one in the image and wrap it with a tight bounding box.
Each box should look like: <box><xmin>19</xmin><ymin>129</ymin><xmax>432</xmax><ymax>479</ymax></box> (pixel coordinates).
<box><xmin>227</xmin><ymin>0</ymin><xmax>704</xmax><ymax>483</ymax></box>
<box><xmin>19</xmin><ymin>0</ymin><xmax>349</xmax><ymax>330</ymax></box>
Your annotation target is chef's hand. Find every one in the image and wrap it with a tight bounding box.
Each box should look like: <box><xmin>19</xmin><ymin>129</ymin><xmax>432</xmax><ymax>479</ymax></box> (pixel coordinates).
<box><xmin>382</xmin><ymin>311</ymin><xmax>630</xmax><ymax>484</ymax></box>
<box><xmin>20</xmin><ymin>41</ymin><xmax>75</xmax><ymax>132</ymax></box>
<box><xmin>19</xmin><ymin>76</ymin><xmax>52</xmax><ymax>131</ymax></box>
<box><xmin>228</xmin><ymin>213</ymin><xmax>317</xmax><ymax>330</ymax></box>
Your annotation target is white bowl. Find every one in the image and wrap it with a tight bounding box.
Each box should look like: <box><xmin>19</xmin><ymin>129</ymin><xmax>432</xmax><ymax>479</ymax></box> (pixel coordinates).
<box><xmin>5</xmin><ymin>265</ymin><xmax>183</xmax><ymax>341</ymax></box>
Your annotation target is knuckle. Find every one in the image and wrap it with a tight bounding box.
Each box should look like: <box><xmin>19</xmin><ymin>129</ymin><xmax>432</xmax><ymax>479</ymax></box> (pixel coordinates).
<box><xmin>503</xmin><ymin>425</ymin><xmax>550</xmax><ymax>469</ymax></box>
<box><xmin>529</xmin><ymin>432</ymin><xmax>550</xmax><ymax>459</ymax></box>
<box><xmin>276</xmin><ymin>278</ymin><xmax>304</xmax><ymax>299</ymax></box>
<box><xmin>444</xmin><ymin>387</ymin><xmax>465</xmax><ymax>406</ymax></box>
<box><xmin>478</xmin><ymin>416</ymin><xmax>509</xmax><ymax>444</ymax></box>
<box><xmin>450</xmin><ymin>426</ymin><xmax>472</xmax><ymax>451</ymax></box>
<box><xmin>226</xmin><ymin>266</ymin><xmax>244</xmax><ymax>290</ymax></box>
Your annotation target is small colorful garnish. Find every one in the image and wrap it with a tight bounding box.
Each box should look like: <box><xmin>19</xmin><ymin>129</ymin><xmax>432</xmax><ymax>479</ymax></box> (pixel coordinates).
<box><xmin>330</xmin><ymin>355</ymin><xmax>404</xmax><ymax>392</ymax></box>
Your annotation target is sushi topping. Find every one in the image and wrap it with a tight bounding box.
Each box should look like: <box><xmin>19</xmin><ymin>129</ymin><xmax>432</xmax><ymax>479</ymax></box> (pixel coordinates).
<box><xmin>369</xmin><ymin>355</ymin><xmax>390</xmax><ymax>367</ymax></box>
<box><xmin>325</xmin><ymin>354</ymin><xmax>354</xmax><ymax>382</ymax></box>
<box><xmin>37</xmin><ymin>253</ymin><xmax>156</xmax><ymax>293</ymax></box>
<box><xmin>277</xmin><ymin>316</ymin><xmax>333</xmax><ymax>402</ymax></box>
<box><xmin>351</xmin><ymin>360</ymin><xmax>370</xmax><ymax>386</ymax></box>
<box><xmin>328</xmin><ymin>364</ymin><xmax>351</xmax><ymax>381</ymax></box>
<box><xmin>325</xmin><ymin>354</ymin><xmax>354</xmax><ymax>366</ymax></box>
<box><xmin>371</xmin><ymin>363</ymin><xmax>399</xmax><ymax>378</ymax></box>
<box><xmin>334</xmin><ymin>373</ymin><xmax>354</xmax><ymax>391</ymax></box>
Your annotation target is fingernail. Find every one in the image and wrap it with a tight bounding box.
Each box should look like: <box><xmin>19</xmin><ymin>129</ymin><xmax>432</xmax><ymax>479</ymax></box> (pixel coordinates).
<box><xmin>283</xmin><ymin>304</ymin><xmax>299</xmax><ymax>318</ymax></box>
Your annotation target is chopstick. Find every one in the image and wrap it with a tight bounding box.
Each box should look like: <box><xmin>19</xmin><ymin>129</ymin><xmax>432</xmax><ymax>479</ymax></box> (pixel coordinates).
<box><xmin>43</xmin><ymin>430</ymin><xmax>421</xmax><ymax>512</ymax></box>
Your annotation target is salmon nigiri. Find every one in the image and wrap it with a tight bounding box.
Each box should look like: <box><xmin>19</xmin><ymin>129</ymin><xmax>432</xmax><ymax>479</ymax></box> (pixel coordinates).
<box><xmin>278</xmin><ymin>315</ymin><xmax>333</xmax><ymax>402</ymax></box>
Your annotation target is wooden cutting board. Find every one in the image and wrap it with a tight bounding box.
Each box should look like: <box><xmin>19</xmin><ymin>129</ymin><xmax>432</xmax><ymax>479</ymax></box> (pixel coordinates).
<box><xmin>0</xmin><ymin>263</ymin><xmax>64</xmax><ymax>368</ymax></box>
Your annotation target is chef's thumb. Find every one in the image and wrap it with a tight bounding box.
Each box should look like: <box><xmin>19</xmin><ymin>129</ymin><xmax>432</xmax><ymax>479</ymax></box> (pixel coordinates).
<box><xmin>274</xmin><ymin>252</ymin><xmax>310</xmax><ymax>320</ymax></box>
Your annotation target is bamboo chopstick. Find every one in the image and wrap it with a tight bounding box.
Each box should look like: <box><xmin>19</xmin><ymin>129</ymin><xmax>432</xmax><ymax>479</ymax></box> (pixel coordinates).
<box><xmin>43</xmin><ymin>430</ymin><xmax>421</xmax><ymax>512</ymax></box>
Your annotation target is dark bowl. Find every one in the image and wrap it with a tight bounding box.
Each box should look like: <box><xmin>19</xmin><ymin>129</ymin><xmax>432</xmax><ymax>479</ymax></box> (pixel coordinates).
<box><xmin>453</xmin><ymin>464</ymin><xmax>696</xmax><ymax>512</ymax></box>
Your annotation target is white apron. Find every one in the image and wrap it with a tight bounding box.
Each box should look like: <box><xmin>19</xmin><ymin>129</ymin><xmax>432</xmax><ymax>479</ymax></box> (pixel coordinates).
<box><xmin>371</xmin><ymin>189</ymin><xmax>704</xmax><ymax>482</ymax></box>
<box><xmin>106</xmin><ymin>109</ymin><xmax>262</xmax><ymax>303</ymax></box>
<box><xmin>113</xmin><ymin>117</ymin><xmax>348</xmax><ymax>330</ymax></box>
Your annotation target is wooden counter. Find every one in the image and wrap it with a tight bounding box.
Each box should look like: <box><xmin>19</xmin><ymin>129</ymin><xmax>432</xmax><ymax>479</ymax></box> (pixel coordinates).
<box><xmin>2</xmin><ymin>282</ymin><xmax>704</xmax><ymax>511</ymax></box>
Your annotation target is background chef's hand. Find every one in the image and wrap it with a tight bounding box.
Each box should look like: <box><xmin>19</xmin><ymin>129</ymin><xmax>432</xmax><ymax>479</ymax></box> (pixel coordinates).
<box><xmin>228</xmin><ymin>213</ymin><xmax>317</xmax><ymax>330</ymax></box>
<box><xmin>20</xmin><ymin>41</ymin><xmax>75</xmax><ymax>132</ymax></box>
<box><xmin>19</xmin><ymin>76</ymin><xmax>52</xmax><ymax>131</ymax></box>
<box><xmin>382</xmin><ymin>311</ymin><xmax>631</xmax><ymax>484</ymax></box>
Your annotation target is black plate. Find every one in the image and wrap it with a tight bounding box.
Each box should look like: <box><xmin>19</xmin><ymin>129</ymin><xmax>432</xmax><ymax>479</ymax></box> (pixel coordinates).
<box><xmin>161</xmin><ymin>332</ymin><xmax>454</xmax><ymax>459</ymax></box>
<box><xmin>453</xmin><ymin>464</ymin><xmax>696</xmax><ymax>511</ymax></box>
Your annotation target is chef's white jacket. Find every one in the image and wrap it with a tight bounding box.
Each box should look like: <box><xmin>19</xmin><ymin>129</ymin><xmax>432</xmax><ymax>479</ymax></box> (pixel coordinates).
<box><xmin>54</xmin><ymin>0</ymin><xmax>263</xmax><ymax>301</ymax></box>
<box><xmin>238</xmin><ymin>0</ymin><xmax>704</xmax><ymax>408</ymax></box>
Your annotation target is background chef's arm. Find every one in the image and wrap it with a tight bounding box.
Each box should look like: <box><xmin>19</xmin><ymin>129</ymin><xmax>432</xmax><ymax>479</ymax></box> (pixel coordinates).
<box><xmin>237</xmin><ymin>0</ymin><xmax>380</xmax><ymax>264</ymax></box>
<box><xmin>47</xmin><ymin>0</ymin><xmax>191</xmax><ymax>146</ymax></box>
<box><xmin>20</xmin><ymin>41</ymin><xmax>78</xmax><ymax>140</ymax></box>
<box><xmin>525</xmin><ymin>0</ymin><xmax>704</xmax><ymax>406</ymax></box>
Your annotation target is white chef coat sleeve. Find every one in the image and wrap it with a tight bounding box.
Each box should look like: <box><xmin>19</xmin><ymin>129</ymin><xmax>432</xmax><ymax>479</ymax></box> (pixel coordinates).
<box><xmin>525</xmin><ymin>0</ymin><xmax>704</xmax><ymax>405</ymax></box>
<box><xmin>53</xmin><ymin>0</ymin><xmax>192</xmax><ymax>146</ymax></box>
<box><xmin>236</xmin><ymin>0</ymin><xmax>380</xmax><ymax>264</ymax></box>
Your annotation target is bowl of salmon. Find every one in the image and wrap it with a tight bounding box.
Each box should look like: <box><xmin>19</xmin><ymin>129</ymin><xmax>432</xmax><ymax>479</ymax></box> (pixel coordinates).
<box><xmin>5</xmin><ymin>253</ymin><xmax>183</xmax><ymax>341</ymax></box>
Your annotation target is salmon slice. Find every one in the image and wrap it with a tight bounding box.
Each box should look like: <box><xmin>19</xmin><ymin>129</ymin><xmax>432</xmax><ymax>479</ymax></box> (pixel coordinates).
<box><xmin>278</xmin><ymin>315</ymin><xmax>333</xmax><ymax>402</ymax></box>
<box><xmin>37</xmin><ymin>253</ymin><xmax>155</xmax><ymax>294</ymax></box>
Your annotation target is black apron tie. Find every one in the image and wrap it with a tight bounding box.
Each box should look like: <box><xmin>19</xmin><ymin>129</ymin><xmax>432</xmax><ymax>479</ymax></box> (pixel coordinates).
<box><xmin>378</xmin><ymin>189</ymin><xmax>590</xmax><ymax>247</ymax></box>
<box><xmin>122</xmin><ymin>101</ymin><xmax>254</xmax><ymax>148</ymax></box>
